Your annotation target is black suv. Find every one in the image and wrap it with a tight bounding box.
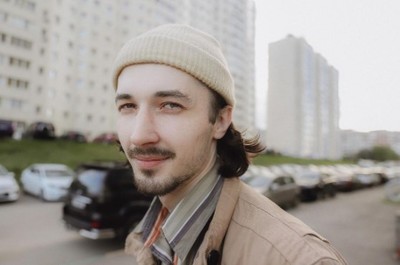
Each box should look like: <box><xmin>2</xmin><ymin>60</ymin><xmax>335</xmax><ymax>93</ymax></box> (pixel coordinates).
<box><xmin>62</xmin><ymin>161</ymin><xmax>152</xmax><ymax>240</ymax></box>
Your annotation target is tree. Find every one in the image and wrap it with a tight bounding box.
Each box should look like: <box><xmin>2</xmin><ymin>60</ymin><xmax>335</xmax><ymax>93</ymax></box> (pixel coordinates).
<box><xmin>355</xmin><ymin>145</ymin><xmax>399</xmax><ymax>161</ymax></box>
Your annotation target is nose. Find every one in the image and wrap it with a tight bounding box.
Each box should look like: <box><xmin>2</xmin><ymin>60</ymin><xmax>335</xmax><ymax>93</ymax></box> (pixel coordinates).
<box><xmin>129</xmin><ymin>108</ymin><xmax>160</xmax><ymax>146</ymax></box>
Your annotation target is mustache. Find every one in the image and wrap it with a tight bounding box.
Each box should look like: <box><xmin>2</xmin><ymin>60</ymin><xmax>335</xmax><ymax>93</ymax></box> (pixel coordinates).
<box><xmin>127</xmin><ymin>147</ymin><xmax>176</xmax><ymax>159</ymax></box>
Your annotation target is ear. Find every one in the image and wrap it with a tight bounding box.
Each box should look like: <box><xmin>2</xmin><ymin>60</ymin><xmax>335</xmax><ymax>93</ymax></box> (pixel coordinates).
<box><xmin>213</xmin><ymin>105</ymin><xmax>233</xmax><ymax>139</ymax></box>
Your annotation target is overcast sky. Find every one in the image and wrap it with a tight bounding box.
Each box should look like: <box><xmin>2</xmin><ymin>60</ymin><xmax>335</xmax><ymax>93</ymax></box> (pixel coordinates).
<box><xmin>254</xmin><ymin>0</ymin><xmax>400</xmax><ymax>132</ymax></box>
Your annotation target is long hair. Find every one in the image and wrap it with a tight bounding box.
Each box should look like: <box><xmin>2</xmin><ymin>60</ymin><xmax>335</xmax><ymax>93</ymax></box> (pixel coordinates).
<box><xmin>209</xmin><ymin>90</ymin><xmax>265</xmax><ymax>178</ymax></box>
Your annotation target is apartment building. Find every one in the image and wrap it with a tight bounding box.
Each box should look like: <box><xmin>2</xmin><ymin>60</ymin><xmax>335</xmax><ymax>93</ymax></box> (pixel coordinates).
<box><xmin>0</xmin><ymin>0</ymin><xmax>256</xmax><ymax>139</ymax></box>
<box><xmin>266</xmin><ymin>35</ymin><xmax>341</xmax><ymax>159</ymax></box>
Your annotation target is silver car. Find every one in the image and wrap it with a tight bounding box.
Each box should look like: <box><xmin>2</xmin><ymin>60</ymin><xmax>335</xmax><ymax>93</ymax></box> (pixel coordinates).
<box><xmin>242</xmin><ymin>165</ymin><xmax>300</xmax><ymax>209</ymax></box>
<box><xmin>0</xmin><ymin>165</ymin><xmax>20</xmax><ymax>202</ymax></box>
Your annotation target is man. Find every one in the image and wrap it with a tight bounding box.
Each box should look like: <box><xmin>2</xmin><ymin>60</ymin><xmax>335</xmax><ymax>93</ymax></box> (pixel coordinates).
<box><xmin>112</xmin><ymin>24</ymin><xmax>347</xmax><ymax>265</ymax></box>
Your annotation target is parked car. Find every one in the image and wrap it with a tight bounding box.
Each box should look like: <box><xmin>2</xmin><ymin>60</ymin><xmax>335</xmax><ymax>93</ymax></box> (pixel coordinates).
<box><xmin>92</xmin><ymin>132</ymin><xmax>118</xmax><ymax>144</ymax></box>
<box><xmin>23</xmin><ymin>121</ymin><xmax>56</xmax><ymax>140</ymax></box>
<box><xmin>60</xmin><ymin>131</ymin><xmax>87</xmax><ymax>143</ymax></box>
<box><xmin>0</xmin><ymin>119</ymin><xmax>14</xmax><ymax>138</ymax></box>
<box><xmin>293</xmin><ymin>171</ymin><xmax>337</xmax><ymax>201</ymax></box>
<box><xmin>62</xmin><ymin>161</ymin><xmax>152</xmax><ymax>240</ymax></box>
<box><xmin>329</xmin><ymin>165</ymin><xmax>362</xmax><ymax>192</ymax></box>
<box><xmin>0</xmin><ymin>165</ymin><xmax>20</xmax><ymax>202</ymax></box>
<box><xmin>352</xmin><ymin>171</ymin><xmax>381</xmax><ymax>188</ymax></box>
<box><xmin>241</xmin><ymin>165</ymin><xmax>300</xmax><ymax>209</ymax></box>
<box><xmin>20</xmin><ymin>163</ymin><xmax>75</xmax><ymax>201</ymax></box>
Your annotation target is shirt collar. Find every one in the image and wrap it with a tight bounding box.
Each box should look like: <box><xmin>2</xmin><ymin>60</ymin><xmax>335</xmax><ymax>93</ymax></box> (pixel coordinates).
<box><xmin>162</xmin><ymin>162</ymin><xmax>222</xmax><ymax>262</ymax></box>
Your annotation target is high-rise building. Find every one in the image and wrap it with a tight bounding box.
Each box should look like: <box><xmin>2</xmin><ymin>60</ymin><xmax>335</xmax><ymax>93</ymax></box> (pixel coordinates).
<box><xmin>0</xmin><ymin>0</ymin><xmax>256</xmax><ymax>139</ymax></box>
<box><xmin>267</xmin><ymin>35</ymin><xmax>341</xmax><ymax>159</ymax></box>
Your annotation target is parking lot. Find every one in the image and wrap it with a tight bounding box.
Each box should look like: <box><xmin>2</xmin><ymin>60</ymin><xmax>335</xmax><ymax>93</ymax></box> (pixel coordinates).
<box><xmin>0</xmin><ymin>186</ymin><xmax>399</xmax><ymax>265</ymax></box>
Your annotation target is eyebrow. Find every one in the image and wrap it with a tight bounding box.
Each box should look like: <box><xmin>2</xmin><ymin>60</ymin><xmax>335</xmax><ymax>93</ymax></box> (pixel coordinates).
<box><xmin>154</xmin><ymin>90</ymin><xmax>191</xmax><ymax>102</ymax></box>
<box><xmin>115</xmin><ymin>93</ymin><xmax>132</xmax><ymax>103</ymax></box>
<box><xmin>115</xmin><ymin>90</ymin><xmax>192</xmax><ymax>104</ymax></box>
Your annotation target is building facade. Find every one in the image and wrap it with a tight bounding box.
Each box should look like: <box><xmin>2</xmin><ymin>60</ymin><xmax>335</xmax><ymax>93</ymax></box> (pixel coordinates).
<box><xmin>266</xmin><ymin>35</ymin><xmax>341</xmax><ymax>159</ymax></box>
<box><xmin>341</xmin><ymin>130</ymin><xmax>400</xmax><ymax>157</ymax></box>
<box><xmin>0</xmin><ymin>0</ymin><xmax>256</xmax><ymax>139</ymax></box>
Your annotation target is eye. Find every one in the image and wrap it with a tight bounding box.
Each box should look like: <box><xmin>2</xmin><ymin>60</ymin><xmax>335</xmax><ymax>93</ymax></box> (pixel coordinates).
<box><xmin>161</xmin><ymin>102</ymin><xmax>183</xmax><ymax>111</ymax></box>
<box><xmin>117</xmin><ymin>103</ymin><xmax>136</xmax><ymax>112</ymax></box>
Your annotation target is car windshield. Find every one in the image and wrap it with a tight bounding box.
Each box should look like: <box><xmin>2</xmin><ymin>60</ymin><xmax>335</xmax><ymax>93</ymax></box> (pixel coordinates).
<box><xmin>77</xmin><ymin>169</ymin><xmax>107</xmax><ymax>195</ymax></box>
<box><xmin>45</xmin><ymin>169</ymin><xmax>74</xmax><ymax>177</ymax></box>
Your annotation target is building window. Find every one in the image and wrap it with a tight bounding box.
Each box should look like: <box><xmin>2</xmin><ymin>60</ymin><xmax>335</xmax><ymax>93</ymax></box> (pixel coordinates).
<box><xmin>1</xmin><ymin>32</ymin><xmax>7</xmax><ymax>42</ymax></box>
<box><xmin>9</xmin><ymin>56</ymin><xmax>30</xmax><ymax>69</ymax></box>
<box><xmin>7</xmin><ymin>77</ymin><xmax>29</xmax><ymax>89</ymax></box>
<box><xmin>10</xmin><ymin>36</ymin><xmax>32</xmax><ymax>50</ymax></box>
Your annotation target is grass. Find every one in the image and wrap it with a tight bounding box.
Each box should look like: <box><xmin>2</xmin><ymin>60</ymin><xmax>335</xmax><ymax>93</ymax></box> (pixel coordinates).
<box><xmin>252</xmin><ymin>154</ymin><xmax>351</xmax><ymax>166</ymax></box>
<box><xmin>0</xmin><ymin>139</ymin><xmax>352</xmax><ymax>180</ymax></box>
<box><xmin>0</xmin><ymin>139</ymin><xmax>125</xmax><ymax>179</ymax></box>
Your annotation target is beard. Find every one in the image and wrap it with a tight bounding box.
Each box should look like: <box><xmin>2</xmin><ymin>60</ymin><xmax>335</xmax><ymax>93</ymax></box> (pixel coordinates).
<box><xmin>127</xmin><ymin>146</ymin><xmax>193</xmax><ymax>196</ymax></box>
<box><xmin>126</xmin><ymin>139</ymin><xmax>212</xmax><ymax>196</ymax></box>
<box><xmin>133</xmin><ymin>169</ymin><xmax>192</xmax><ymax>196</ymax></box>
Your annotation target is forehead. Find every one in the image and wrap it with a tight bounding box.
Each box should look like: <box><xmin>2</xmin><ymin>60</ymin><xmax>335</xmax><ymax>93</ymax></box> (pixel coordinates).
<box><xmin>116</xmin><ymin>63</ymin><xmax>209</xmax><ymax>97</ymax></box>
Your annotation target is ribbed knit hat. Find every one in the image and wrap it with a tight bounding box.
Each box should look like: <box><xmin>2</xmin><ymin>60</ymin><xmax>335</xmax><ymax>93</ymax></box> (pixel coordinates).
<box><xmin>112</xmin><ymin>24</ymin><xmax>235</xmax><ymax>107</ymax></box>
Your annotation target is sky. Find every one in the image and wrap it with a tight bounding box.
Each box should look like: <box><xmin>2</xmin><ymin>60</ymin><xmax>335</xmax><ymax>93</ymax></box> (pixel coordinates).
<box><xmin>254</xmin><ymin>0</ymin><xmax>400</xmax><ymax>132</ymax></box>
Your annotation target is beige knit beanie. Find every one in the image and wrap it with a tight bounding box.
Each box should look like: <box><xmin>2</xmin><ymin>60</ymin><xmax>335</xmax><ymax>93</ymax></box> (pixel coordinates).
<box><xmin>112</xmin><ymin>24</ymin><xmax>235</xmax><ymax>107</ymax></box>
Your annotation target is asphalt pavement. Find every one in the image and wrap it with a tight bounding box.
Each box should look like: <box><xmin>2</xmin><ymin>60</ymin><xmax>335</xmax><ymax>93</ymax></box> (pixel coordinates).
<box><xmin>289</xmin><ymin>186</ymin><xmax>400</xmax><ymax>265</ymax></box>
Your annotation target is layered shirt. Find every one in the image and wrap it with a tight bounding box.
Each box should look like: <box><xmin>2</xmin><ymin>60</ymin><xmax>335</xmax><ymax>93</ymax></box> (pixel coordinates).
<box><xmin>134</xmin><ymin>163</ymin><xmax>223</xmax><ymax>265</ymax></box>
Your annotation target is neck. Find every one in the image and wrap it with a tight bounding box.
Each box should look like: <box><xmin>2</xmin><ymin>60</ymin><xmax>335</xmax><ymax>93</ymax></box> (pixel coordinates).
<box><xmin>159</xmin><ymin>148</ymin><xmax>217</xmax><ymax>211</ymax></box>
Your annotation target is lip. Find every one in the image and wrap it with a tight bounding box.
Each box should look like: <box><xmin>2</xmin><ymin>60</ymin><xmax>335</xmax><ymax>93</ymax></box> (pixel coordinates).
<box><xmin>133</xmin><ymin>156</ymin><xmax>169</xmax><ymax>170</ymax></box>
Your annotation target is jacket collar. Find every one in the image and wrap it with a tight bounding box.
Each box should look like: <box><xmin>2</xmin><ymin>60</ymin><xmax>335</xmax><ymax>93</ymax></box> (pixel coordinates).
<box><xmin>125</xmin><ymin>177</ymin><xmax>241</xmax><ymax>265</ymax></box>
<box><xmin>193</xmin><ymin>177</ymin><xmax>241</xmax><ymax>265</ymax></box>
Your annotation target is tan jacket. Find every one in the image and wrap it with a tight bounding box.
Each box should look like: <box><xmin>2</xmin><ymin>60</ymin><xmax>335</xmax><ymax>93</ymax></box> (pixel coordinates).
<box><xmin>126</xmin><ymin>178</ymin><xmax>347</xmax><ymax>265</ymax></box>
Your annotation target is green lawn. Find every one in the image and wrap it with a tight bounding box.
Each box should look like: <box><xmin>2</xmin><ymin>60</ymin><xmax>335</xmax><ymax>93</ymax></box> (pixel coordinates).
<box><xmin>252</xmin><ymin>154</ymin><xmax>351</xmax><ymax>166</ymax></box>
<box><xmin>0</xmin><ymin>139</ymin><xmax>351</xmax><ymax>179</ymax></box>
<box><xmin>0</xmin><ymin>139</ymin><xmax>126</xmax><ymax>178</ymax></box>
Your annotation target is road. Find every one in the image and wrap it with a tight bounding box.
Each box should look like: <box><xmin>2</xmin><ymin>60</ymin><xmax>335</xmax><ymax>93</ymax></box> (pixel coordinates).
<box><xmin>1</xmin><ymin>186</ymin><xmax>399</xmax><ymax>265</ymax></box>
<box><xmin>0</xmin><ymin>195</ymin><xmax>134</xmax><ymax>265</ymax></box>
<box><xmin>289</xmin><ymin>186</ymin><xmax>400</xmax><ymax>265</ymax></box>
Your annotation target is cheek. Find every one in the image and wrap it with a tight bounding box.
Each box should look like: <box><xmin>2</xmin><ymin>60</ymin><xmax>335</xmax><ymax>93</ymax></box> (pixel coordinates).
<box><xmin>116</xmin><ymin>118</ymin><xmax>131</xmax><ymax>146</ymax></box>
<box><xmin>166</xmin><ymin>121</ymin><xmax>214</xmax><ymax>153</ymax></box>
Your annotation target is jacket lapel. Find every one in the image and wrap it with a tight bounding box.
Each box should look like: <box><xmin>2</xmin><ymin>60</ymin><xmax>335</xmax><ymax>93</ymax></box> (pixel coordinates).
<box><xmin>125</xmin><ymin>231</ymin><xmax>157</xmax><ymax>265</ymax></box>
<box><xmin>193</xmin><ymin>178</ymin><xmax>241</xmax><ymax>265</ymax></box>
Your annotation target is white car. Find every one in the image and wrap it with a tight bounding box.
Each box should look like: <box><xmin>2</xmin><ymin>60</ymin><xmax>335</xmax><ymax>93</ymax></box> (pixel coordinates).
<box><xmin>21</xmin><ymin>163</ymin><xmax>75</xmax><ymax>201</ymax></box>
<box><xmin>0</xmin><ymin>165</ymin><xmax>20</xmax><ymax>202</ymax></box>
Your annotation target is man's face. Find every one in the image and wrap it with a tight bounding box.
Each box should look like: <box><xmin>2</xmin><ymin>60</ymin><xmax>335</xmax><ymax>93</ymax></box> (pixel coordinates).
<box><xmin>115</xmin><ymin>64</ymin><xmax>226</xmax><ymax>196</ymax></box>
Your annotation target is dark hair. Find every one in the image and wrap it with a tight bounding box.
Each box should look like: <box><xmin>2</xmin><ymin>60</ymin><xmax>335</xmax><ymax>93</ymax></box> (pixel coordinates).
<box><xmin>208</xmin><ymin>90</ymin><xmax>265</xmax><ymax>178</ymax></box>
